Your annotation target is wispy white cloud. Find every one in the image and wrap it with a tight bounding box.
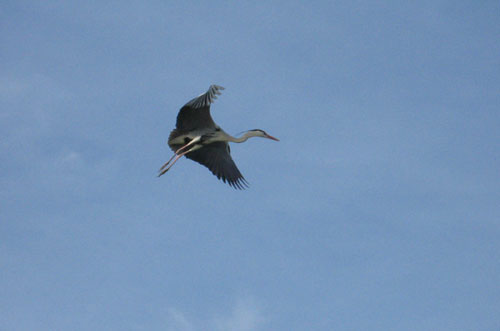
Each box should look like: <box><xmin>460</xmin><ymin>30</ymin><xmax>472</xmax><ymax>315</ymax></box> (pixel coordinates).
<box><xmin>166</xmin><ymin>308</ymin><xmax>195</xmax><ymax>331</ymax></box>
<box><xmin>0</xmin><ymin>73</ymin><xmax>73</xmax><ymax>144</ymax></box>
<box><xmin>165</xmin><ymin>299</ymin><xmax>264</xmax><ymax>331</ymax></box>
<box><xmin>213</xmin><ymin>299</ymin><xmax>264</xmax><ymax>331</ymax></box>
<box><xmin>57</xmin><ymin>151</ymin><xmax>83</xmax><ymax>167</ymax></box>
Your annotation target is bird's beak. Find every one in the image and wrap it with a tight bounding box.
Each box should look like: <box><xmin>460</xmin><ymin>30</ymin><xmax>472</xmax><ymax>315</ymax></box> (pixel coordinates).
<box><xmin>265</xmin><ymin>134</ymin><xmax>279</xmax><ymax>141</ymax></box>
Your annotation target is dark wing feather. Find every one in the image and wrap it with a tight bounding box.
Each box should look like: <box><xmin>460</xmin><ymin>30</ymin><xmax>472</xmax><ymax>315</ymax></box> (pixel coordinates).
<box><xmin>175</xmin><ymin>85</ymin><xmax>224</xmax><ymax>132</ymax></box>
<box><xmin>185</xmin><ymin>142</ymin><xmax>249</xmax><ymax>190</ymax></box>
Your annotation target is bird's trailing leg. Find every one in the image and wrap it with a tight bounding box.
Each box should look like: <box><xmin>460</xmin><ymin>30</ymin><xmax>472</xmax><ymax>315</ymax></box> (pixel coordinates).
<box><xmin>158</xmin><ymin>146</ymin><xmax>196</xmax><ymax>177</ymax></box>
<box><xmin>158</xmin><ymin>136</ymin><xmax>201</xmax><ymax>173</ymax></box>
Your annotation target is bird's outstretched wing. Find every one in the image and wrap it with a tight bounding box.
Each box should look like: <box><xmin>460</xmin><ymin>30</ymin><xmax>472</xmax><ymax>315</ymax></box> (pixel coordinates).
<box><xmin>185</xmin><ymin>142</ymin><xmax>249</xmax><ymax>190</ymax></box>
<box><xmin>175</xmin><ymin>85</ymin><xmax>224</xmax><ymax>131</ymax></box>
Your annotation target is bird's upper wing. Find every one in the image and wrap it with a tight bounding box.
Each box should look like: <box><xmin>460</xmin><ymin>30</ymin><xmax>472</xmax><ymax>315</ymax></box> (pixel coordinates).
<box><xmin>185</xmin><ymin>142</ymin><xmax>248</xmax><ymax>190</ymax></box>
<box><xmin>175</xmin><ymin>85</ymin><xmax>224</xmax><ymax>131</ymax></box>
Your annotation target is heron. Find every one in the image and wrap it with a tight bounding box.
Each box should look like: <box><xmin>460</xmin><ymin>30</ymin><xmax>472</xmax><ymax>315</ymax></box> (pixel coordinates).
<box><xmin>158</xmin><ymin>84</ymin><xmax>279</xmax><ymax>189</ymax></box>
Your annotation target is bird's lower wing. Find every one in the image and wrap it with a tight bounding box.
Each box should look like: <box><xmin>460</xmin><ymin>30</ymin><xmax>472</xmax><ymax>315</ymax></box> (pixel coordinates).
<box><xmin>185</xmin><ymin>142</ymin><xmax>248</xmax><ymax>190</ymax></box>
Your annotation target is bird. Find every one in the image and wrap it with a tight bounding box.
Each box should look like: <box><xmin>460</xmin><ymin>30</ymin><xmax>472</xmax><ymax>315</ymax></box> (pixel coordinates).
<box><xmin>158</xmin><ymin>84</ymin><xmax>279</xmax><ymax>189</ymax></box>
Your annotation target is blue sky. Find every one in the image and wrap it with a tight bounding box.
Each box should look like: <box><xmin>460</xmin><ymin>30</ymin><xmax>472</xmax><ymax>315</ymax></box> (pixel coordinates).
<box><xmin>1</xmin><ymin>1</ymin><xmax>499</xmax><ymax>330</ymax></box>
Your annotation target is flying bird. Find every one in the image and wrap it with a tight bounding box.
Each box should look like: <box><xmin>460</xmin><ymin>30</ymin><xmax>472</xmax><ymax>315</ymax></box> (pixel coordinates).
<box><xmin>158</xmin><ymin>84</ymin><xmax>279</xmax><ymax>189</ymax></box>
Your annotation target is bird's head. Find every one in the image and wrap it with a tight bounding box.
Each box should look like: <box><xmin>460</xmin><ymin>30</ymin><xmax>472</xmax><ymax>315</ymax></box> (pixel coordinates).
<box><xmin>248</xmin><ymin>129</ymin><xmax>279</xmax><ymax>141</ymax></box>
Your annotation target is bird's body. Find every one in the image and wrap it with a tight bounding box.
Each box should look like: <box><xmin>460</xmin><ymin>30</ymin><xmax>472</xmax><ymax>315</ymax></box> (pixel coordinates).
<box><xmin>158</xmin><ymin>85</ymin><xmax>278</xmax><ymax>189</ymax></box>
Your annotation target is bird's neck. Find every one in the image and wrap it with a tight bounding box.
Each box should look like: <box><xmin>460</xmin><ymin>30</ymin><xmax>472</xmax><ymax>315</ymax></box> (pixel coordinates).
<box><xmin>228</xmin><ymin>131</ymin><xmax>257</xmax><ymax>143</ymax></box>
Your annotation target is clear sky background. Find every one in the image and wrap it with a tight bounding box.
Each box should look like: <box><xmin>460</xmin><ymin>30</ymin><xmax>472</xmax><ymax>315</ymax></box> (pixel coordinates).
<box><xmin>1</xmin><ymin>1</ymin><xmax>499</xmax><ymax>330</ymax></box>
